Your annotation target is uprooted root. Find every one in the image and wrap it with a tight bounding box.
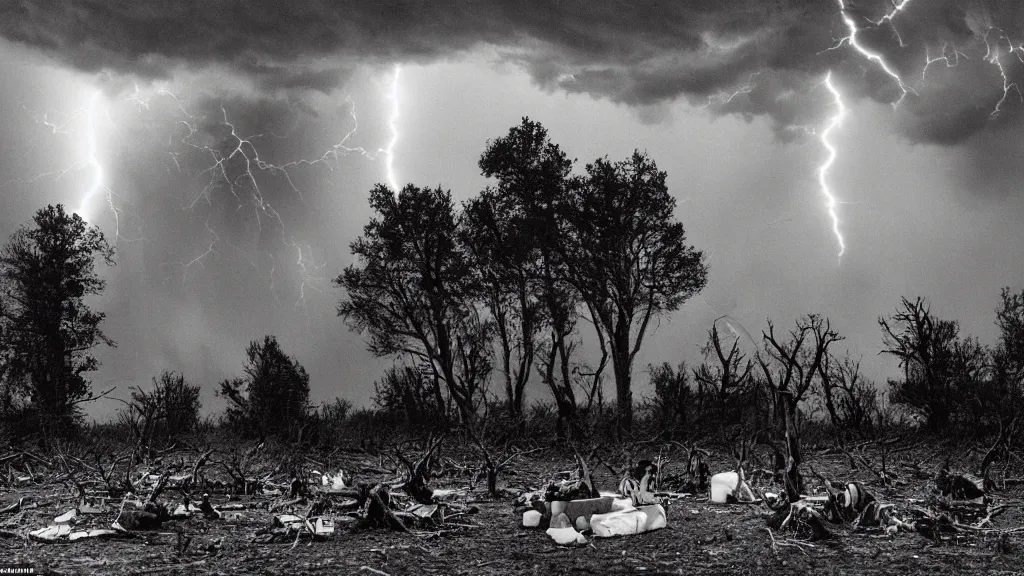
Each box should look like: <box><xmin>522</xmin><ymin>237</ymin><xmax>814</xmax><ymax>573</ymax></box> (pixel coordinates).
<box><xmin>767</xmin><ymin>500</ymin><xmax>833</xmax><ymax>541</ymax></box>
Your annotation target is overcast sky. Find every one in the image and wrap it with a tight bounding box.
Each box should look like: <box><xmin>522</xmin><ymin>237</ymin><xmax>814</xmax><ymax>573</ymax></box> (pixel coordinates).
<box><xmin>2</xmin><ymin>1</ymin><xmax>1023</xmax><ymax>419</ymax></box>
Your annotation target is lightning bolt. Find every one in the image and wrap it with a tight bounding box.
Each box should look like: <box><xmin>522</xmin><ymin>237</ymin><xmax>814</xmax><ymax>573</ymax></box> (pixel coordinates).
<box><xmin>169</xmin><ymin>102</ymin><xmax>332</xmax><ymax>315</ymax></box>
<box><xmin>2</xmin><ymin>91</ymin><xmax>126</xmax><ymax>238</ymax></box>
<box><xmin>819</xmin><ymin>72</ymin><xmax>847</xmax><ymax>261</ymax></box>
<box><xmin>870</xmin><ymin>0</ymin><xmax>913</xmax><ymax>26</ymax></box>
<box><xmin>983</xmin><ymin>29</ymin><xmax>1024</xmax><ymax>118</ymax></box>
<box><xmin>0</xmin><ymin>73</ymin><xmax>399</xmax><ymax>337</ymax></box>
<box><xmin>810</xmin><ymin>0</ymin><xmax>916</xmax><ymax>260</ymax></box>
<box><xmin>869</xmin><ymin>0</ymin><xmax>914</xmax><ymax>46</ymax></box>
<box><xmin>53</xmin><ymin>90</ymin><xmax>137</xmax><ymax>243</ymax></box>
<box><xmin>920</xmin><ymin>42</ymin><xmax>968</xmax><ymax>84</ymax></box>
<box><xmin>111</xmin><ymin>76</ymin><xmax>398</xmax><ymax>327</ymax></box>
<box><xmin>74</xmin><ymin>90</ymin><xmax>106</xmax><ymax>221</ymax></box>
<box><xmin>385</xmin><ymin>64</ymin><xmax>401</xmax><ymax>191</ymax></box>
<box><xmin>831</xmin><ymin>0</ymin><xmax>916</xmax><ymax>106</ymax></box>
<box><xmin>703</xmin><ymin>72</ymin><xmax>760</xmax><ymax>108</ymax></box>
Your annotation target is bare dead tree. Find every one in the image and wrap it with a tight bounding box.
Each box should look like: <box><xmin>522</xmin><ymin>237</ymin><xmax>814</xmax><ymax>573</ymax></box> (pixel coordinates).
<box><xmin>980</xmin><ymin>416</ymin><xmax>1017</xmax><ymax>490</ymax></box>
<box><xmin>467</xmin><ymin>424</ymin><xmax>540</xmax><ymax>497</ymax></box>
<box><xmin>212</xmin><ymin>442</ymin><xmax>265</xmax><ymax>495</ymax></box>
<box><xmin>816</xmin><ymin>353</ymin><xmax>877</xmax><ymax>435</ymax></box>
<box><xmin>879</xmin><ymin>297</ymin><xmax>963</xmax><ymax>432</ymax></box>
<box><xmin>393</xmin><ymin>434</ymin><xmax>445</xmax><ymax>504</ymax></box>
<box><xmin>693</xmin><ymin>321</ymin><xmax>754</xmax><ymax>430</ymax></box>
<box><xmin>90</xmin><ymin>449</ymin><xmax>134</xmax><ymax>497</ymax></box>
<box><xmin>757</xmin><ymin>314</ymin><xmax>843</xmax><ymax>501</ymax></box>
<box><xmin>536</xmin><ymin>335</ymin><xmax>584</xmax><ymax>442</ymax></box>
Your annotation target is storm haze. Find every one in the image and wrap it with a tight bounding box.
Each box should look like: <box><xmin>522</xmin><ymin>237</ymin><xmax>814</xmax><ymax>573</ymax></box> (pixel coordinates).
<box><xmin>1</xmin><ymin>0</ymin><xmax>1023</xmax><ymax>419</ymax></box>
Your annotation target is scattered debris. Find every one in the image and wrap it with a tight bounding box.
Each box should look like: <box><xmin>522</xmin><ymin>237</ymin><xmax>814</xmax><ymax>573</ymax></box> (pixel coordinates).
<box><xmin>318</xmin><ymin>470</ymin><xmax>348</xmax><ymax>493</ymax></box>
<box><xmin>68</xmin><ymin>529</ymin><xmax>122</xmax><ymax>541</ymax></box>
<box><xmin>28</xmin><ymin>507</ymin><xmax>131</xmax><ymax>543</ymax></box>
<box><xmin>618</xmin><ymin>460</ymin><xmax>658</xmax><ymax>506</ymax></box>
<box><xmin>522</xmin><ymin>510</ymin><xmax>542</xmax><ymax>527</ymax></box>
<box><xmin>78</xmin><ymin>500</ymin><xmax>110</xmax><ymax>515</ymax></box>
<box><xmin>200</xmin><ymin>493</ymin><xmax>221</xmax><ymax>520</ymax></box>
<box><xmin>590</xmin><ymin>504</ymin><xmax>667</xmax><ymax>538</ymax></box>
<box><xmin>550</xmin><ymin>512</ymin><xmax>572</xmax><ymax>529</ymax></box>
<box><xmin>813</xmin><ymin>468</ymin><xmax>878</xmax><ymax>523</ymax></box>
<box><xmin>710</xmin><ymin>470</ymin><xmax>755</xmax><ymax>504</ymax></box>
<box><xmin>546</xmin><ymin>496</ymin><xmax>614</xmax><ymax>526</ymax></box>
<box><xmin>936</xmin><ymin>467</ymin><xmax>986</xmax><ymax>503</ymax></box>
<box><xmin>546</xmin><ymin>526</ymin><xmax>587</xmax><ymax>546</ymax></box>
<box><xmin>257</xmin><ymin>513</ymin><xmax>337</xmax><ymax>543</ymax></box>
<box><xmin>29</xmin><ymin>523</ymin><xmax>71</xmax><ymax>542</ymax></box>
<box><xmin>54</xmin><ymin>508</ymin><xmax>77</xmax><ymax>524</ymax></box>
<box><xmin>113</xmin><ymin>497</ymin><xmax>167</xmax><ymax>531</ymax></box>
<box><xmin>544</xmin><ymin>451</ymin><xmax>599</xmax><ymax>502</ymax></box>
<box><xmin>767</xmin><ymin>500</ymin><xmax>833</xmax><ymax>541</ymax></box>
<box><xmin>520</xmin><ymin>454</ymin><xmax>668</xmax><ymax>545</ymax></box>
<box><xmin>0</xmin><ymin>497</ymin><xmax>35</xmax><ymax>514</ymax></box>
<box><xmin>407</xmin><ymin>503</ymin><xmax>444</xmax><ymax>523</ymax></box>
<box><xmin>171</xmin><ymin>502</ymin><xmax>202</xmax><ymax>520</ymax></box>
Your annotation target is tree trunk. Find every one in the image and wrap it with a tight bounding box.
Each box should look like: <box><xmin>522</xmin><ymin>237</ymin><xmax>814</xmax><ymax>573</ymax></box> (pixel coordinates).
<box><xmin>611</xmin><ymin>315</ymin><xmax>634</xmax><ymax>434</ymax></box>
<box><xmin>782</xmin><ymin>397</ymin><xmax>803</xmax><ymax>502</ymax></box>
<box><xmin>487</xmin><ymin>468</ymin><xmax>498</xmax><ymax>497</ymax></box>
<box><xmin>614</xmin><ymin>356</ymin><xmax>633</xmax><ymax>434</ymax></box>
<box><xmin>501</xmin><ymin>343</ymin><xmax>515</xmax><ymax>416</ymax></box>
<box><xmin>551</xmin><ymin>329</ymin><xmax>577</xmax><ymax>443</ymax></box>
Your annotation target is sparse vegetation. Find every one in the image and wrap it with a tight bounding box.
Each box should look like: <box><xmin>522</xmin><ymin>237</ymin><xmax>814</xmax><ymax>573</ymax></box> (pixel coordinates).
<box><xmin>217</xmin><ymin>335</ymin><xmax>311</xmax><ymax>441</ymax></box>
<box><xmin>118</xmin><ymin>370</ymin><xmax>202</xmax><ymax>449</ymax></box>
<box><xmin>4</xmin><ymin>126</ymin><xmax>1024</xmax><ymax>576</ymax></box>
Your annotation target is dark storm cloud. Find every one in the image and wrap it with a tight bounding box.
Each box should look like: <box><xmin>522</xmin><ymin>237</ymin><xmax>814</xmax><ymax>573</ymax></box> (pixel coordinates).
<box><xmin>239</xmin><ymin>62</ymin><xmax>352</xmax><ymax>96</ymax></box>
<box><xmin>3</xmin><ymin>0</ymin><xmax>1024</xmax><ymax>145</ymax></box>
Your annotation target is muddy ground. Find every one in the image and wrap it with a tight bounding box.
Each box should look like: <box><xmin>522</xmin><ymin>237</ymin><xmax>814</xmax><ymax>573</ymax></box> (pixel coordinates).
<box><xmin>2</xmin><ymin>445</ymin><xmax>1023</xmax><ymax>575</ymax></box>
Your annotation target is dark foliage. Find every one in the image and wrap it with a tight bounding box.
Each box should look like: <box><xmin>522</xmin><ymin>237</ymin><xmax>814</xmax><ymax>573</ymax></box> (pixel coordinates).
<box><xmin>648</xmin><ymin>361</ymin><xmax>691</xmax><ymax>439</ymax></box>
<box><xmin>373</xmin><ymin>364</ymin><xmax>447</xmax><ymax>429</ymax></box>
<box><xmin>218</xmin><ymin>335</ymin><xmax>310</xmax><ymax>441</ymax></box>
<box><xmin>120</xmin><ymin>371</ymin><xmax>202</xmax><ymax>448</ymax></box>
<box><xmin>880</xmin><ymin>297</ymin><xmax>988</xmax><ymax>433</ymax></box>
<box><xmin>565</xmin><ymin>151</ymin><xmax>708</xmax><ymax>432</ymax></box>
<box><xmin>336</xmin><ymin>184</ymin><xmax>492</xmax><ymax>425</ymax></box>
<box><xmin>0</xmin><ymin>204</ymin><xmax>114</xmax><ymax>438</ymax></box>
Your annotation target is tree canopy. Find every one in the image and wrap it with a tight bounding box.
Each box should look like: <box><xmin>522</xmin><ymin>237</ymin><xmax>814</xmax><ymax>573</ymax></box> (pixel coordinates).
<box><xmin>335</xmin><ymin>120</ymin><xmax>710</xmax><ymax>437</ymax></box>
<box><xmin>336</xmin><ymin>184</ymin><xmax>492</xmax><ymax>425</ymax></box>
<box><xmin>0</xmin><ymin>204</ymin><xmax>114</xmax><ymax>435</ymax></box>
<box><xmin>218</xmin><ymin>335</ymin><xmax>311</xmax><ymax>440</ymax></box>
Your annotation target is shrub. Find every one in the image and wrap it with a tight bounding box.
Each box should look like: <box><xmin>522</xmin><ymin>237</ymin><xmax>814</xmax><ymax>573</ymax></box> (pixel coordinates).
<box><xmin>373</xmin><ymin>364</ymin><xmax>446</xmax><ymax>428</ymax></box>
<box><xmin>648</xmin><ymin>362</ymin><xmax>691</xmax><ymax>439</ymax></box>
<box><xmin>301</xmin><ymin>397</ymin><xmax>354</xmax><ymax>448</ymax></box>
<box><xmin>119</xmin><ymin>371</ymin><xmax>201</xmax><ymax>448</ymax></box>
<box><xmin>218</xmin><ymin>335</ymin><xmax>311</xmax><ymax>441</ymax></box>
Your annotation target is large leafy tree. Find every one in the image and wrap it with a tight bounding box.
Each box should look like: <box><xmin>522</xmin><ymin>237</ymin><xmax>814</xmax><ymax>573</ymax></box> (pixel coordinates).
<box><xmin>477</xmin><ymin>118</ymin><xmax>593</xmax><ymax>440</ymax></box>
<box><xmin>0</xmin><ymin>204</ymin><xmax>114</xmax><ymax>435</ymax></box>
<box><xmin>460</xmin><ymin>188</ymin><xmax>542</xmax><ymax>421</ymax></box>
<box><xmin>565</xmin><ymin>152</ymin><xmax>708</xmax><ymax>432</ymax></box>
<box><xmin>336</xmin><ymin>184</ymin><xmax>492</xmax><ymax>425</ymax></box>
<box><xmin>218</xmin><ymin>335</ymin><xmax>310</xmax><ymax>440</ymax></box>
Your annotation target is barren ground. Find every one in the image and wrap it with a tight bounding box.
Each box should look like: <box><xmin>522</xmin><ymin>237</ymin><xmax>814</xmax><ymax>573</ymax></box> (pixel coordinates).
<box><xmin>2</xmin><ymin>445</ymin><xmax>1023</xmax><ymax>575</ymax></box>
